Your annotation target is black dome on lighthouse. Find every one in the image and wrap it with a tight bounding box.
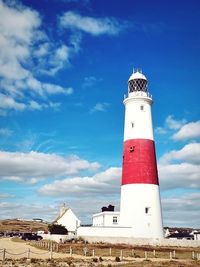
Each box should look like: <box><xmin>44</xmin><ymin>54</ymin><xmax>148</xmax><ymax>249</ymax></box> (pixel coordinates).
<box><xmin>128</xmin><ymin>70</ymin><xmax>148</xmax><ymax>93</ymax></box>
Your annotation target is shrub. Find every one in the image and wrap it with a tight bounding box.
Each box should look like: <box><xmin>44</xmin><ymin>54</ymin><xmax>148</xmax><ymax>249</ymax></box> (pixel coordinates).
<box><xmin>99</xmin><ymin>257</ymin><xmax>103</xmax><ymax>262</ymax></box>
<box><xmin>48</xmin><ymin>224</ymin><xmax>68</xmax><ymax>235</ymax></box>
<box><xmin>115</xmin><ymin>256</ymin><xmax>121</xmax><ymax>262</ymax></box>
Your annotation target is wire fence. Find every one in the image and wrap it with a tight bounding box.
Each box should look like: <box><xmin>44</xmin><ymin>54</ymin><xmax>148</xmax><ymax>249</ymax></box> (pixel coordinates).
<box><xmin>1</xmin><ymin>242</ymin><xmax>200</xmax><ymax>261</ymax></box>
<box><xmin>0</xmin><ymin>247</ymin><xmax>52</xmax><ymax>261</ymax></box>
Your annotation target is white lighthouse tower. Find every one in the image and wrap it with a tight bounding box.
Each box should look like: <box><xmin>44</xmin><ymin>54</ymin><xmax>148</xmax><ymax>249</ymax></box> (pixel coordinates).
<box><xmin>120</xmin><ymin>69</ymin><xmax>163</xmax><ymax>239</ymax></box>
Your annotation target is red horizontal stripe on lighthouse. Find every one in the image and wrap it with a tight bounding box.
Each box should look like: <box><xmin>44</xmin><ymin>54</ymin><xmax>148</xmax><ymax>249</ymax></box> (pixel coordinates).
<box><xmin>122</xmin><ymin>139</ymin><xmax>159</xmax><ymax>185</ymax></box>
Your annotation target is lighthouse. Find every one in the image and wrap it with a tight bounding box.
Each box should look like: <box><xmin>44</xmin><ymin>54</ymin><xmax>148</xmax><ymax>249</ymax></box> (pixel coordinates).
<box><xmin>120</xmin><ymin>70</ymin><xmax>163</xmax><ymax>239</ymax></box>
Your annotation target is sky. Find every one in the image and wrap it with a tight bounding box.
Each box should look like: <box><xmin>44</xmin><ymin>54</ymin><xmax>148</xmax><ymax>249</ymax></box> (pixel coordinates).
<box><xmin>0</xmin><ymin>0</ymin><xmax>200</xmax><ymax>228</ymax></box>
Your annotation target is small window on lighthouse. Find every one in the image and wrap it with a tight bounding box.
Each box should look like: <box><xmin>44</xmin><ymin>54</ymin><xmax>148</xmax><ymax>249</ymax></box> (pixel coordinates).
<box><xmin>113</xmin><ymin>216</ymin><xmax>118</xmax><ymax>224</ymax></box>
<box><xmin>145</xmin><ymin>207</ymin><xmax>151</xmax><ymax>214</ymax></box>
<box><xmin>140</xmin><ymin>105</ymin><xmax>144</xmax><ymax>111</ymax></box>
<box><xmin>131</xmin><ymin>122</ymin><xmax>134</xmax><ymax>128</ymax></box>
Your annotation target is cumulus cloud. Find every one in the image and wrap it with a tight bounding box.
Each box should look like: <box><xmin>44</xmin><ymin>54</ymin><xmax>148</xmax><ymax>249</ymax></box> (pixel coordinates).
<box><xmin>155</xmin><ymin>115</ymin><xmax>187</xmax><ymax>136</ymax></box>
<box><xmin>0</xmin><ymin>93</ymin><xmax>26</xmax><ymax>111</ymax></box>
<box><xmin>0</xmin><ymin>201</ymin><xmax>58</xmax><ymax>221</ymax></box>
<box><xmin>59</xmin><ymin>11</ymin><xmax>127</xmax><ymax>36</ymax></box>
<box><xmin>39</xmin><ymin>167</ymin><xmax>121</xmax><ymax>197</ymax></box>
<box><xmin>0</xmin><ymin>0</ymin><xmax>73</xmax><ymax>113</ymax></box>
<box><xmin>172</xmin><ymin>121</ymin><xmax>200</xmax><ymax>140</ymax></box>
<box><xmin>90</xmin><ymin>102</ymin><xmax>110</xmax><ymax>113</ymax></box>
<box><xmin>162</xmin><ymin>192</ymin><xmax>200</xmax><ymax>227</ymax></box>
<box><xmin>159</xmin><ymin>162</ymin><xmax>200</xmax><ymax>190</ymax></box>
<box><xmin>159</xmin><ymin>143</ymin><xmax>200</xmax><ymax>165</ymax></box>
<box><xmin>158</xmin><ymin>143</ymin><xmax>200</xmax><ymax>190</ymax></box>
<box><xmin>0</xmin><ymin>151</ymin><xmax>100</xmax><ymax>183</ymax></box>
<box><xmin>165</xmin><ymin>115</ymin><xmax>186</xmax><ymax>130</ymax></box>
<box><xmin>0</xmin><ymin>193</ymin><xmax>14</xmax><ymax>198</ymax></box>
<box><xmin>82</xmin><ymin>76</ymin><xmax>99</xmax><ymax>88</ymax></box>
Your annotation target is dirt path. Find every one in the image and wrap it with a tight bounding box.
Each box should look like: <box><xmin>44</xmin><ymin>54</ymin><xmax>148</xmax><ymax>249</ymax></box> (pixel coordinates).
<box><xmin>0</xmin><ymin>238</ymin><xmax>70</xmax><ymax>259</ymax></box>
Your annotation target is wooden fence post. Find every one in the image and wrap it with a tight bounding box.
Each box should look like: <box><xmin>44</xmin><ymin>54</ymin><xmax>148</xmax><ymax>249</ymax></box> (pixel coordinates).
<box><xmin>92</xmin><ymin>249</ymin><xmax>95</xmax><ymax>257</ymax></box>
<box><xmin>173</xmin><ymin>250</ymin><xmax>176</xmax><ymax>258</ymax></box>
<box><xmin>2</xmin><ymin>248</ymin><xmax>6</xmax><ymax>261</ymax></box>
<box><xmin>153</xmin><ymin>249</ymin><xmax>156</xmax><ymax>257</ymax></box>
<box><xmin>192</xmin><ymin>251</ymin><xmax>195</xmax><ymax>259</ymax></box>
<box><xmin>145</xmin><ymin>251</ymin><xmax>148</xmax><ymax>260</ymax></box>
<box><xmin>131</xmin><ymin>249</ymin><xmax>135</xmax><ymax>257</ymax></box>
<box><xmin>70</xmin><ymin>246</ymin><xmax>72</xmax><ymax>257</ymax></box>
<box><xmin>120</xmin><ymin>250</ymin><xmax>123</xmax><ymax>261</ymax></box>
<box><xmin>49</xmin><ymin>244</ymin><xmax>53</xmax><ymax>260</ymax></box>
<box><xmin>109</xmin><ymin>248</ymin><xmax>112</xmax><ymax>256</ymax></box>
<box><xmin>83</xmin><ymin>247</ymin><xmax>87</xmax><ymax>256</ymax></box>
<box><xmin>170</xmin><ymin>251</ymin><xmax>172</xmax><ymax>260</ymax></box>
<box><xmin>27</xmin><ymin>248</ymin><xmax>30</xmax><ymax>259</ymax></box>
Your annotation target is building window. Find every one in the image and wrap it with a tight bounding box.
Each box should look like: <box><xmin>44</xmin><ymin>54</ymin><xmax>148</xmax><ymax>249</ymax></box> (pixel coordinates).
<box><xmin>113</xmin><ymin>216</ymin><xmax>118</xmax><ymax>224</ymax></box>
<box><xmin>131</xmin><ymin>122</ymin><xmax>134</xmax><ymax>128</ymax></box>
<box><xmin>140</xmin><ymin>105</ymin><xmax>144</xmax><ymax>111</ymax></box>
<box><xmin>145</xmin><ymin>207</ymin><xmax>151</xmax><ymax>214</ymax></box>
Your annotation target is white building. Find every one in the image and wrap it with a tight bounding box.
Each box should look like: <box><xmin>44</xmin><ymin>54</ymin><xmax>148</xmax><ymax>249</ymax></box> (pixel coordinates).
<box><xmin>54</xmin><ymin>204</ymin><xmax>81</xmax><ymax>235</ymax></box>
<box><xmin>93</xmin><ymin>211</ymin><xmax>120</xmax><ymax>227</ymax></box>
<box><xmin>193</xmin><ymin>231</ymin><xmax>200</xmax><ymax>241</ymax></box>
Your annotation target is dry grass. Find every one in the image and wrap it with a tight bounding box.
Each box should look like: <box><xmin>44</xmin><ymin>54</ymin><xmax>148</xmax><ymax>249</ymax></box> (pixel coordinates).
<box><xmin>0</xmin><ymin>258</ymin><xmax>200</xmax><ymax>267</ymax></box>
<box><xmin>0</xmin><ymin>219</ymin><xmax>48</xmax><ymax>233</ymax></box>
<box><xmin>52</xmin><ymin>242</ymin><xmax>200</xmax><ymax>260</ymax></box>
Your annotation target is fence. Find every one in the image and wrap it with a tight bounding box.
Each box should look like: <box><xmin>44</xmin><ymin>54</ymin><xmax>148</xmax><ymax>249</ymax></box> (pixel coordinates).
<box><xmin>0</xmin><ymin>247</ymin><xmax>51</xmax><ymax>261</ymax></box>
<box><xmin>1</xmin><ymin>243</ymin><xmax>200</xmax><ymax>261</ymax></box>
<box><xmin>34</xmin><ymin>241</ymin><xmax>200</xmax><ymax>261</ymax></box>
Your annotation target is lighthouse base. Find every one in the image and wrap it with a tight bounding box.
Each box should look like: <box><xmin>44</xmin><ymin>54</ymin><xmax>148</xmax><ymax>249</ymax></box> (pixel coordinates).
<box><xmin>120</xmin><ymin>184</ymin><xmax>163</xmax><ymax>239</ymax></box>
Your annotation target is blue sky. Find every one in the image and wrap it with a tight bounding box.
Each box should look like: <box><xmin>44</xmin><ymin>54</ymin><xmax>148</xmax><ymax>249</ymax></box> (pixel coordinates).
<box><xmin>0</xmin><ymin>0</ymin><xmax>200</xmax><ymax>228</ymax></box>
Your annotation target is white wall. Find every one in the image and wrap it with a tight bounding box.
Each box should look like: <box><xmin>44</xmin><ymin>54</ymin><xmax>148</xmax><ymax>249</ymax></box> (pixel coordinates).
<box><xmin>92</xmin><ymin>212</ymin><xmax>120</xmax><ymax>227</ymax></box>
<box><xmin>123</xmin><ymin>93</ymin><xmax>153</xmax><ymax>141</ymax></box>
<box><xmin>77</xmin><ymin>226</ymin><xmax>132</xmax><ymax>238</ymax></box>
<box><xmin>57</xmin><ymin>209</ymin><xmax>80</xmax><ymax>233</ymax></box>
<box><xmin>194</xmin><ymin>233</ymin><xmax>200</xmax><ymax>240</ymax></box>
<box><xmin>77</xmin><ymin>234</ymin><xmax>200</xmax><ymax>248</ymax></box>
<box><xmin>120</xmin><ymin>184</ymin><xmax>163</xmax><ymax>239</ymax></box>
<box><xmin>41</xmin><ymin>233</ymin><xmax>74</xmax><ymax>243</ymax></box>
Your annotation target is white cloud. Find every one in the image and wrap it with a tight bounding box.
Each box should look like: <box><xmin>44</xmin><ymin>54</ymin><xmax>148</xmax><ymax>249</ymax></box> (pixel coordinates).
<box><xmin>172</xmin><ymin>121</ymin><xmax>200</xmax><ymax>141</ymax></box>
<box><xmin>0</xmin><ymin>193</ymin><xmax>14</xmax><ymax>198</ymax></box>
<box><xmin>165</xmin><ymin>115</ymin><xmax>186</xmax><ymax>130</ymax></box>
<box><xmin>0</xmin><ymin>0</ymin><xmax>73</xmax><ymax>113</ymax></box>
<box><xmin>0</xmin><ymin>202</ymin><xmax>57</xmax><ymax>221</ymax></box>
<box><xmin>82</xmin><ymin>76</ymin><xmax>98</xmax><ymax>88</ymax></box>
<box><xmin>0</xmin><ymin>128</ymin><xmax>12</xmax><ymax>136</ymax></box>
<box><xmin>29</xmin><ymin>100</ymin><xmax>43</xmax><ymax>110</ymax></box>
<box><xmin>159</xmin><ymin>143</ymin><xmax>200</xmax><ymax>165</ymax></box>
<box><xmin>59</xmin><ymin>11</ymin><xmax>127</xmax><ymax>36</ymax></box>
<box><xmin>39</xmin><ymin>167</ymin><xmax>121</xmax><ymax>197</ymax></box>
<box><xmin>155</xmin><ymin>115</ymin><xmax>186</xmax><ymax>136</ymax></box>
<box><xmin>0</xmin><ymin>93</ymin><xmax>26</xmax><ymax>111</ymax></box>
<box><xmin>90</xmin><ymin>102</ymin><xmax>110</xmax><ymax>113</ymax></box>
<box><xmin>159</xmin><ymin>162</ymin><xmax>200</xmax><ymax>190</ymax></box>
<box><xmin>158</xmin><ymin>143</ymin><xmax>200</xmax><ymax>190</ymax></box>
<box><xmin>154</xmin><ymin>126</ymin><xmax>167</xmax><ymax>135</ymax></box>
<box><xmin>0</xmin><ymin>151</ymin><xmax>100</xmax><ymax>183</ymax></box>
<box><xmin>162</xmin><ymin>192</ymin><xmax>200</xmax><ymax>227</ymax></box>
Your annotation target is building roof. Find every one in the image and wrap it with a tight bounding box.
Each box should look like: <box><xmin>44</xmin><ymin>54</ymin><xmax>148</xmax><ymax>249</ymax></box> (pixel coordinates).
<box><xmin>53</xmin><ymin>208</ymin><xmax>69</xmax><ymax>223</ymax></box>
<box><xmin>167</xmin><ymin>232</ymin><xmax>194</xmax><ymax>239</ymax></box>
<box><xmin>128</xmin><ymin>70</ymin><xmax>147</xmax><ymax>82</ymax></box>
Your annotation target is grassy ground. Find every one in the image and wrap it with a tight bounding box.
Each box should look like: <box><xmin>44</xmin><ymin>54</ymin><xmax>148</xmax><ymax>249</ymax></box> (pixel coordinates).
<box><xmin>0</xmin><ymin>219</ymin><xmax>48</xmax><ymax>233</ymax></box>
